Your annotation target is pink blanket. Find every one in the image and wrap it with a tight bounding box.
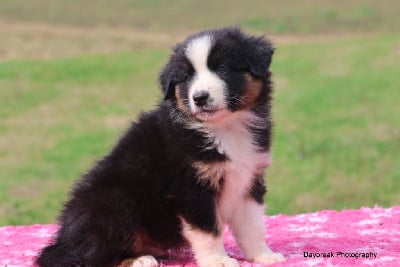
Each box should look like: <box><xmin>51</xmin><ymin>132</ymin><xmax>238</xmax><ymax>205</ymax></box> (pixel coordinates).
<box><xmin>1</xmin><ymin>206</ymin><xmax>399</xmax><ymax>266</ymax></box>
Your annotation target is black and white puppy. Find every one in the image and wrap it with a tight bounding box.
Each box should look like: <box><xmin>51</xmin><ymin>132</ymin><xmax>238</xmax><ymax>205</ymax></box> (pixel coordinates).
<box><xmin>36</xmin><ymin>27</ymin><xmax>285</xmax><ymax>267</ymax></box>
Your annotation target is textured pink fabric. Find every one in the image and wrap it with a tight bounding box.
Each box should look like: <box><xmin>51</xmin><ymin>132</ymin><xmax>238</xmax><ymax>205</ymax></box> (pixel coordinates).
<box><xmin>1</xmin><ymin>206</ymin><xmax>399</xmax><ymax>267</ymax></box>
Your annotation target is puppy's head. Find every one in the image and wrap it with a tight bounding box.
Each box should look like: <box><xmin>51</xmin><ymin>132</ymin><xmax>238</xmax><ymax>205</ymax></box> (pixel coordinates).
<box><xmin>160</xmin><ymin>27</ymin><xmax>274</xmax><ymax>123</ymax></box>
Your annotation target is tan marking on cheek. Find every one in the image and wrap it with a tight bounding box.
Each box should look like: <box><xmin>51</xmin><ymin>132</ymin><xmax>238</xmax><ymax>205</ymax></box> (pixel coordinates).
<box><xmin>193</xmin><ymin>161</ymin><xmax>226</xmax><ymax>189</ymax></box>
<box><xmin>241</xmin><ymin>73</ymin><xmax>263</xmax><ymax>109</ymax></box>
<box><xmin>175</xmin><ymin>85</ymin><xmax>189</xmax><ymax>112</ymax></box>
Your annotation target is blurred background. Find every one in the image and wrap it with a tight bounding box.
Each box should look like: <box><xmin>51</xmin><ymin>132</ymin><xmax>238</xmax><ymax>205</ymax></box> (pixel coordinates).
<box><xmin>0</xmin><ymin>0</ymin><xmax>399</xmax><ymax>225</ymax></box>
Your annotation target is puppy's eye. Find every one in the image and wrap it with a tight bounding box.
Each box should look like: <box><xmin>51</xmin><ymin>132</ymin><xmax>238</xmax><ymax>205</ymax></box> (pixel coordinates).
<box><xmin>177</xmin><ymin>73</ymin><xmax>190</xmax><ymax>82</ymax></box>
<box><xmin>216</xmin><ymin>65</ymin><xmax>229</xmax><ymax>75</ymax></box>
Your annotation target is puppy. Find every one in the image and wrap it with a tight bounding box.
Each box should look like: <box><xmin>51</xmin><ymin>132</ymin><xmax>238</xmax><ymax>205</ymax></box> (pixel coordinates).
<box><xmin>36</xmin><ymin>27</ymin><xmax>285</xmax><ymax>267</ymax></box>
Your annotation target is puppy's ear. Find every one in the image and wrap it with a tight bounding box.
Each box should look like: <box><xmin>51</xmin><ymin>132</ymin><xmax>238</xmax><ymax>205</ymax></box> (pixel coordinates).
<box><xmin>159</xmin><ymin>61</ymin><xmax>175</xmax><ymax>100</ymax></box>
<box><xmin>244</xmin><ymin>36</ymin><xmax>274</xmax><ymax>78</ymax></box>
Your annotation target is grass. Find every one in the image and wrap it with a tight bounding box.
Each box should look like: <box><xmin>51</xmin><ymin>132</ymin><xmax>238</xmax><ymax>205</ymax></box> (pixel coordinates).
<box><xmin>268</xmin><ymin>35</ymin><xmax>400</xmax><ymax>214</ymax></box>
<box><xmin>0</xmin><ymin>51</ymin><xmax>167</xmax><ymax>224</ymax></box>
<box><xmin>1</xmin><ymin>0</ymin><xmax>399</xmax><ymax>34</ymax></box>
<box><xmin>1</xmin><ymin>34</ymin><xmax>399</xmax><ymax>225</ymax></box>
<box><xmin>1</xmin><ymin>0</ymin><xmax>399</xmax><ymax>225</ymax></box>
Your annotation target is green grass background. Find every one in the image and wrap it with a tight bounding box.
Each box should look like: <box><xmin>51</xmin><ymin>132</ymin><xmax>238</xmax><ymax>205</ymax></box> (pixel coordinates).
<box><xmin>0</xmin><ymin>0</ymin><xmax>399</xmax><ymax>225</ymax></box>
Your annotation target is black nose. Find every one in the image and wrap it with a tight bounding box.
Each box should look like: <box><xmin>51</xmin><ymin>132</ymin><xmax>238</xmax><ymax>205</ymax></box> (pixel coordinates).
<box><xmin>193</xmin><ymin>91</ymin><xmax>209</xmax><ymax>107</ymax></box>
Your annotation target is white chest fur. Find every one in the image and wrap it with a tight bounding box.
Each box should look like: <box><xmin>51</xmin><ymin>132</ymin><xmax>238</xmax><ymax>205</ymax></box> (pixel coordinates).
<box><xmin>209</xmin><ymin>113</ymin><xmax>270</xmax><ymax>223</ymax></box>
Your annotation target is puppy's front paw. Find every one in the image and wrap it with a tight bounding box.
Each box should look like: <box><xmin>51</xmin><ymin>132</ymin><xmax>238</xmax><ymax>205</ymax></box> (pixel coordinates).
<box><xmin>119</xmin><ymin>255</ymin><xmax>159</xmax><ymax>267</ymax></box>
<box><xmin>200</xmin><ymin>254</ymin><xmax>240</xmax><ymax>267</ymax></box>
<box><xmin>254</xmin><ymin>252</ymin><xmax>285</xmax><ymax>265</ymax></box>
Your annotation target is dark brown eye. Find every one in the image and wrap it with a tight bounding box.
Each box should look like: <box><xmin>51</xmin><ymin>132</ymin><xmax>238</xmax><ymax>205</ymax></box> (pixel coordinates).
<box><xmin>216</xmin><ymin>65</ymin><xmax>229</xmax><ymax>75</ymax></box>
<box><xmin>177</xmin><ymin>73</ymin><xmax>190</xmax><ymax>82</ymax></box>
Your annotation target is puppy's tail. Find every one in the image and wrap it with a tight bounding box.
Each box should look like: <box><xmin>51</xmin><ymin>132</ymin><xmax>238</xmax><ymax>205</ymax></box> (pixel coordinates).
<box><xmin>36</xmin><ymin>243</ymin><xmax>81</xmax><ymax>267</ymax></box>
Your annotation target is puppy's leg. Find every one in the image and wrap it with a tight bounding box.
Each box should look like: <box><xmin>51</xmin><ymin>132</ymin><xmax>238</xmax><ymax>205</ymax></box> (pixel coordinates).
<box><xmin>118</xmin><ymin>255</ymin><xmax>158</xmax><ymax>267</ymax></box>
<box><xmin>181</xmin><ymin>218</ymin><xmax>239</xmax><ymax>267</ymax></box>
<box><xmin>230</xmin><ymin>199</ymin><xmax>285</xmax><ymax>265</ymax></box>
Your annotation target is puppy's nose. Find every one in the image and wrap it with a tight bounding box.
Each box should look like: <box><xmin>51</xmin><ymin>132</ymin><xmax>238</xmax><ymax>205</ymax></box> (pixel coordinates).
<box><xmin>193</xmin><ymin>91</ymin><xmax>209</xmax><ymax>107</ymax></box>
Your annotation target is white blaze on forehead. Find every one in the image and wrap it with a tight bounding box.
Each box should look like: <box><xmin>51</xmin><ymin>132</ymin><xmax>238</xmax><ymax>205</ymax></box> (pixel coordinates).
<box><xmin>185</xmin><ymin>35</ymin><xmax>227</xmax><ymax>117</ymax></box>
<box><xmin>185</xmin><ymin>35</ymin><xmax>212</xmax><ymax>71</ymax></box>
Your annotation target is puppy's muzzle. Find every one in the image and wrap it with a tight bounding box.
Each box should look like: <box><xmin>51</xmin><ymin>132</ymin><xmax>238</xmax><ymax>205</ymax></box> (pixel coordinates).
<box><xmin>193</xmin><ymin>90</ymin><xmax>210</xmax><ymax>107</ymax></box>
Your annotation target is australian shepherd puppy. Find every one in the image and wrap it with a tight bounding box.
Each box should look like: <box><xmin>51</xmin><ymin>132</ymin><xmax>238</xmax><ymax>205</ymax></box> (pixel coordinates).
<box><xmin>36</xmin><ymin>27</ymin><xmax>285</xmax><ymax>267</ymax></box>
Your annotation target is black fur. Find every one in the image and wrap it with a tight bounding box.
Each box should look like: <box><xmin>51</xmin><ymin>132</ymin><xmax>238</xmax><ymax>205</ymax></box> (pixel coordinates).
<box><xmin>249</xmin><ymin>175</ymin><xmax>268</xmax><ymax>204</ymax></box>
<box><xmin>36</xmin><ymin>27</ymin><xmax>274</xmax><ymax>267</ymax></box>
